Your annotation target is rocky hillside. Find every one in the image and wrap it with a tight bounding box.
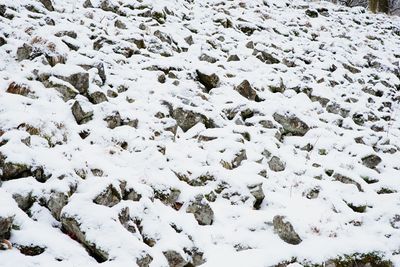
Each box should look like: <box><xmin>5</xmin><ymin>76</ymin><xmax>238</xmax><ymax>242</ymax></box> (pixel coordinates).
<box><xmin>0</xmin><ymin>0</ymin><xmax>400</xmax><ymax>266</ymax></box>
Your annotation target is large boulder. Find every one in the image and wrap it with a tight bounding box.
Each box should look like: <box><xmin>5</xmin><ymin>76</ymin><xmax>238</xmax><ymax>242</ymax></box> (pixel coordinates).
<box><xmin>273</xmin><ymin>215</ymin><xmax>302</xmax><ymax>245</ymax></box>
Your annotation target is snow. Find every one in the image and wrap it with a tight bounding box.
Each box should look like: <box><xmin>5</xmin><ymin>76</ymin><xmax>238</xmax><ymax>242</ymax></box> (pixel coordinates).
<box><xmin>0</xmin><ymin>0</ymin><xmax>400</xmax><ymax>266</ymax></box>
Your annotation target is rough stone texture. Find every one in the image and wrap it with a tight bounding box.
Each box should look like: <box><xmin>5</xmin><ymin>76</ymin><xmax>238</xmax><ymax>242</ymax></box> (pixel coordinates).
<box><xmin>273</xmin><ymin>215</ymin><xmax>302</xmax><ymax>245</ymax></box>
<box><xmin>0</xmin><ymin>153</ymin><xmax>31</xmax><ymax>181</ymax></box>
<box><xmin>47</xmin><ymin>192</ymin><xmax>69</xmax><ymax>221</ymax></box>
<box><xmin>16</xmin><ymin>43</ymin><xmax>33</xmax><ymax>61</ymax></box>
<box><xmin>172</xmin><ymin>108</ymin><xmax>214</xmax><ymax>132</ymax></box>
<box><xmin>196</xmin><ymin>70</ymin><xmax>220</xmax><ymax>92</ymax></box>
<box><xmin>234</xmin><ymin>80</ymin><xmax>258</xmax><ymax>101</ymax></box>
<box><xmin>6</xmin><ymin>82</ymin><xmax>33</xmax><ymax>97</ymax></box>
<box><xmin>361</xmin><ymin>154</ymin><xmax>382</xmax><ymax>169</ymax></box>
<box><xmin>0</xmin><ymin>216</ymin><xmax>14</xmax><ymax>239</ymax></box>
<box><xmin>89</xmin><ymin>91</ymin><xmax>108</xmax><ymax>104</ymax></box>
<box><xmin>56</xmin><ymin>72</ymin><xmax>89</xmax><ymax>95</ymax></box>
<box><xmin>61</xmin><ymin>215</ymin><xmax>109</xmax><ymax>262</ymax></box>
<box><xmin>248</xmin><ymin>183</ymin><xmax>265</xmax><ymax>209</ymax></box>
<box><xmin>93</xmin><ymin>184</ymin><xmax>121</xmax><ymax>207</ymax></box>
<box><xmin>13</xmin><ymin>192</ymin><xmax>35</xmax><ymax>211</ymax></box>
<box><xmin>39</xmin><ymin>0</ymin><xmax>55</xmax><ymax>11</ymax></box>
<box><xmin>273</xmin><ymin>112</ymin><xmax>310</xmax><ymax>137</ymax></box>
<box><xmin>333</xmin><ymin>173</ymin><xmax>363</xmax><ymax>192</ymax></box>
<box><xmin>163</xmin><ymin>250</ymin><xmax>188</xmax><ymax>267</ymax></box>
<box><xmin>71</xmin><ymin>101</ymin><xmax>93</xmax><ymax>125</ymax></box>
<box><xmin>268</xmin><ymin>156</ymin><xmax>286</xmax><ymax>172</ymax></box>
<box><xmin>186</xmin><ymin>195</ymin><xmax>214</xmax><ymax>225</ymax></box>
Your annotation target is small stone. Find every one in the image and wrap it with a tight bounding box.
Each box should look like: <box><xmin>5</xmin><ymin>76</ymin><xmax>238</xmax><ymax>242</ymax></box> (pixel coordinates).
<box><xmin>186</xmin><ymin>195</ymin><xmax>214</xmax><ymax>225</ymax></box>
<box><xmin>115</xmin><ymin>19</ymin><xmax>126</xmax><ymax>29</ymax></box>
<box><xmin>93</xmin><ymin>184</ymin><xmax>121</xmax><ymax>207</ymax></box>
<box><xmin>273</xmin><ymin>113</ymin><xmax>310</xmax><ymax>137</ymax></box>
<box><xmin>89</xmin><ymin>91</ymin><xmax>108</xmax><ymax>104</ymax></box>
<box><xmin>38</xmin><ymin>0</ymin><xmax>54</xmax><ymax>11</ymax></box>
<box><xmin>268</xmin><ymin>156</ymin><xmax>285</xmax><ymax>172</ymax></box>
<box><xmin>333</xmin><ymin>173</ymin><xmax>363</xmax><ymax>192</ymax></box>
<box><xmin>235</xmin><ymin>80</ymin><xmax>258</xmax><ymax>101</ymax></box>
<box><xmin>137</xmin><ymin>253</ymin><xmax>153</xmax><ymax>267</ymax></box>
<box><xmin>163</xmin><ymin>250</ymin><xmax>188</xmax><ymax>267</ymax></box>
<box><xmin>361</xmin><ymin>154</ymin><xmax>382</xmax><ymax>169</ymax></box>
<box><xmin>196</xmin><ymin>70</ymin><xmax>220</xmax><ymax>92</ymax></box>
<box><xmin>343</xmin><ymin>63</ymin><xmax>361</xmax><ymax>74</ymax></box>
<box><xmin>227</xmin><ymin>55</ymin><xmax>240</xmax><ymax>62</ymax></box>
<box><xmin>6</xmin><ymin>82</ymin><xmax>33</xmax><ymax>97</ymax></box>
<box><xmin>71</xmin><ymin>101</ymin><xmax>93</xmax><ymax>125</ymax></box>
<box><xmin>254</xmin><ymin>50</ymin><xmax>280</xmax><ymax>64</ymax></box>
<box><xmin>199</xmin><ymin>53</ymin><xmax>217</xmax><ymax>63</ymax></box>
<box><xmin>16</xmin><ymin>43</ymin><xmax>33</xmax><ymax>61</ymax></box>
<box><xmin>0</xmin><ymin>216</ymin><xmax>14</xmax><ymax>239</ymax></box>
<box><xmin>0</xmin><ymin>36</ymin><xmax>6</xmax><ymax>46</ymax></box>
<box><xmin>305</xmin><ymin>9</ymin><xmax>318</xmax><ymax>18</ymax></box>
<box><xmin>55</xmin><ymin>72</ymin><xmax>89</xmax><ymax>95</ymax></box>
<box><xmin>18</xmin><ymin>245</ymin><xmax>45</xmax><ymax>256</ymax></box>
<box><xmin>273</xmin><ymin>215</ymin><xmax>302</xmax><ymax>245</ymax></box>
<box><xmin>248</xmin><ymin>183</ymin><xmax>265</xmax><ymax>209</ymax></box>
<box><xmin>172</xmin><ymin>108</ymin><xmax>214</xmax><ymax>132</ymax></box>
<box><xmin>104</xmin><ymin>111</ymin><xmax>122</xmax><ymax>129</ymax></box>
<box><xmin>47</xmin><ymin>192</ymin><xmax>69</xmax><ymax>221</ymax></box>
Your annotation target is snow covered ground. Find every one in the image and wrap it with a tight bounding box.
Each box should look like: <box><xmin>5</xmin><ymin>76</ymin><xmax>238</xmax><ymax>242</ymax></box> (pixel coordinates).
<box><xmin>0</xmin><ymin>0</ymin><xmax>400</xmax><ymax>266</ymax></box>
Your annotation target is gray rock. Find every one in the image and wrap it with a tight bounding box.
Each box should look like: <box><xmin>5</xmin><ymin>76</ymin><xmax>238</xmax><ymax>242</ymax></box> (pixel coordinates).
<box><xmin>273</xmin><ymin>113</ymin><xmax>310</xmax><ymax>137</ymax></box>
<box><xmin>305</xmin><ymin>9</ymin><xmax>318</xmax><ymax>18</ymax></box>
<box><xmin>47</xmin><ymin>192</ymin><xmax>68</xmax><ymax>221</ymax></box>
<box><xmin>89</xmin><ymin>91</ymin><xmax>108</xmax><ymax>104</ymax></box>
<box><xmin>16</xmin><ymin>43</ymin><xmax>33</xmax><ymax>61</ymax></box>
<box><xmin>153</xmin><ymin>188</ymin><xmax>179</xmax><ymax>209</ymax></box>
<box><xmin>93</xmin><ymin>184</ymin><xmax>121</xmax><ymax>207</ymax></box>
<box><xmin>0</xmin><ymin>36</ymin><xmax>6</xmax><ymax>46</ymax></box>
<box><xmin>56</xmin><ymin>72</ymin><xmax>89</xmax><ymax>95</ymax></box>
<box><xmin>61</xmin><ymin>215</ymin><xmax>109</xmax><ymax>262</ymax></box>
<box><xmin>118</xmin><ymin>207</ymin><xmax>136</xmax><ymax>234</ymax></box>
<box><xmin>235</xmin><ymin>80</ymin><xmax>258</xmax><ymax>101</ymax></box>
<box><xmin>80</xmin><ymin>63</ymin><xmax>106</xmax><ymax>85</ymax></box>
<box><xmin>333</xmin><ymin>173</ymin><xmax>363</xmax><ymax>192</ymax></box>
<box><xmin>268</xmin><ymin>156</ymin><xmax>286</xmax><ymax>172</ymax></box>
<box><xmin>196</xmin><ymin>70</ymin><xmax>220</xmax><ymax>92</ymax></box>
<box><xmin>227</xmin><ymin>55</ymin><xmax>240</xmax><ymax>62</ymax></box>
<box><xmin>186</xmin><ymin>195</ymin><xmax>214</xmax><ymax>225</ymax></box>
<box><xmin>273</xmin><ymin>215</ymin><xmax>302</xmax><ymax>245</ymax></box>
<box><xmin>104</xmin><ymin>111</ymin><xmax>122</xmax><ymax>129</ymax></box>
<box><xmin>0</xmin><ymin>153</ymin><xmax>31</xmax><ymax>181</ymax></box>
<box><xmin>137</xmin><ymin>253</ymin><xmax>153</xmax><ymax>267</ymax></box>
<box><xmin>361</xmin><ymin>154</ymin><xmax>382</xmax><ymax>169</ymax></box>
<box><xmin>38</xmin><ymin>0</ymin><xmax>54</xmax><ymax>11</ymax></box>
<box><xmin>0</xmin><ymin>216</ymin><xmax>14</xmax><ymax>239</ymax></box>
<box><xmin>343</xmin><ymin>63</ymin><xmax>361</xmax><ymax>74</ymax></box>
<box><xmin>163</xmin><ymin>250</ymin><xmax>188</xmax><ymax>267</ymax></box>
<box><xmin>231</xmin><ymin>149</ymin><xmax>247</xmax><ymax>169</ymax></box>
<box><xmin>199</xmin><ymin>53</ymin><xmax>217</xmax><ymax>63</ymax></box>
<box><xmin>248</xmin><ymin>183</ymin><xmax>265</xmax><ymax>209</ymax></box>
<box><xmin>71</xmin><ymin>101</ymin><xmax>93</xmax><ymax>125</ymax></box>
<box><xmin>172</xmin><ymin>108</ymin><xmax>214</xmax><ymax>132</ymax></box>
<box><xmin>13</xmin><ymin>192</ymin><xmax>35</xmax><ymax>211</ymax></box>
<box><xmin>46</xmin><ymin>54</ymin><xmax>66</xmax><ymax>67</ymax></box>
<box><xmin>254</xmin><ymin>50</ymin><xmax>280</xmax><ymax>64</ymax></box>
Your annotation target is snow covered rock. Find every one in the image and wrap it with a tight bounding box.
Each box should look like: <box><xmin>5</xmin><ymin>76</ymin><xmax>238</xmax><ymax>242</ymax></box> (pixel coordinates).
<box><xmin>0</xmin><ymin>216</ymin><xmax>13</xmax><ymax>239</ymax></box>
<box><xmin>273</xmin><ymin>112</ymin><xmax>310</xmax><ymax>137</ymax></box>
<box><xmin>186</xmin><ymin>195</ymin><xmax>214</xmax><ymax>226</ymax></box>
